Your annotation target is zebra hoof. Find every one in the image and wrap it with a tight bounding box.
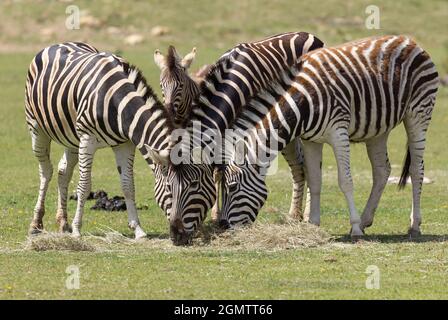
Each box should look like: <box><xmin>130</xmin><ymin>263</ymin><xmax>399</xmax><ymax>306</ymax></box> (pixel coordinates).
<box><xmin>349</xmin><ymin>227</ymin><xmax>364</xmax><ymax>243</ymax></box>
<box><xmin>134</xmin><ymin>228</ymin><xmax>147</xmax><ymax>240</ymax></box>
<box><xmin>59</xmin><ymin>222</ymin><xmax>72</xmax><ymax>233</ymax></box>
<box><xmin>28</xmin><ymin>227</ymin><xmax>43</xmax><ymax>236</ymax></box>
<box><xmin>350</xmin><ymin>234</ymin><xmax>364</xmax><ymax>243</ymax></box>
<box><xmin>408</xmin><ymin>228</ymin><xmax>421</xmax><ymax>239</ymax></box>
<box><xmin>360</xmin><ymin>221</ymin><xmax>372</xmax><ymax>231</ymax></box>
<box><xmin>307</xmin><ymin>220</ymin><xmax>320</xmax><ymax>227</ymax></box>
<box><xmin>71</xmin><ymin>229</ymin><xmax>81</xmax><ymax>238</ymax></box>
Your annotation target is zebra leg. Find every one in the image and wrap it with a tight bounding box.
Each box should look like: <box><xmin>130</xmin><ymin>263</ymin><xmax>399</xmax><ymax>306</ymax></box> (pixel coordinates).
<box><xmin>29</xmin><ymin>129</ymin><xmax>53</xmax><ymax>235</ymax></box>
<box><xmin>56</xmin><ymin>148</ymin><xmax>78</xmax><ymax>233</ymax></box>
<box><xmin>113</xmin><ymin>141</ymin><xmax>147</xmax><ymax>240</ymax></box>
<box><xmin>303</xmin><ymin>188</ymin><xmax>311</xmax><ymax>223</ymax></box>
<box><xmin>329</xmin><ymin>130</ymin><xmax>363</xmax><ymax>238</ymax></box>
<box><xmin>281</xmin><ymin>138</ymin><xmax>306</xmax><ymax>220</ymax></box>
<box><xmin>211</xmin><ymin>168</ymin><xmax>222</xmax><ymax>221</ymax></box>
<box><xmin>301</xmin><ymin>141</ymin><xmax>323</xmax><ymax>225</ymax></box>
<box><xmin>404</xmin><ymin>116</ymin><xmax>429</xmax><ymax>238</ymax></box>
<box><xmin>360</xmin><ymin>134</ymin><xmax>391</xmax><ymax>231</ymax></box>
<box><xmin>71</xmin><ymin>135</ymin><xmax>97</xmax><ymax>237</ymax></box>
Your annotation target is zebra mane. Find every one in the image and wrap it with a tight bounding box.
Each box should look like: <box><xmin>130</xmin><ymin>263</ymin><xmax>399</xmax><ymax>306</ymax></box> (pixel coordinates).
<box><xmin>239</xmin><ymin>63</ymin><xmax>302</xmax><ymax>124</ymax></box>
<box><xmin>191</xmin><ymin>32</ymin><xmax>324</xmax><ymax>132</ymax></box>
<box><xmin>122</xmin><ymin>62</ymin><xmax>154</xmax><ymax>101</ymax></box>
<box><xmin>197</xmin><ymin>48</ymin><xmax>234</xmax><ymax>95</ymax></box>
<box><xmin>193</xmin><ymin>45</ymin><xmax>299</xmax><ymax>129</ymax></box>
<box><xmin>167</xmin><ymin>45</ymin><xmax>179</xmax><ymax>70</ymax></box>
<box><xmin>191</xmin><ymin>47</ymin><xmax>244</xmax><ymax>127</ymax></box>
<box><xmin>122</xmin><ymin>61</ymin><xmax>174</xmax><ymax>131</ymax></box>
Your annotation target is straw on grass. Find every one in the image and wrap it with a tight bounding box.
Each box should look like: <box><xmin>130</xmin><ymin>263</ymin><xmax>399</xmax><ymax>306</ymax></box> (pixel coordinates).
<box><xmin>25</xmin><ymin>232</ymin><xmax>95</xmax><ymax>252</ymax></box>
<box><xmin>23</xmin><ymin>218</ymin><xmax>333</xmax><ymax>252</ymax></box>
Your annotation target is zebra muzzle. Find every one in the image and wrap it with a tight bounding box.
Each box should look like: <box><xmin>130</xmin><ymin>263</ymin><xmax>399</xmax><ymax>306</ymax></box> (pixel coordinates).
<box><xmin>170</xmin><ymin>219</ymin><xmax>192</xmax><ymax>246</ymax></box>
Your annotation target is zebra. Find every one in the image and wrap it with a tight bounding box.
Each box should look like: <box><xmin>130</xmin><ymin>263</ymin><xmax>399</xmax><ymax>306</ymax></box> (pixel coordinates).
<box><xmin>219</xmin><ymin>35</ymin><xmax>439</xmax><ymax>239</ymax></box>
<box><xmin>154</xmin><ymin>46</ymin><xmax>198</xmax><ymax>128</ymax></box>
<box><xmin>25</xmin><ymin>42</ymin><xmax>172</xmax><ymax>239</ymax></box>
<box><xmin>159</xmin><ymin>32</ymin><xmax>324</xmax><ymax>244</ymax></box>
<box><xmin>154</xmin><ymin>46</ymin><xmax>227</xmax><ymax>221</ymax></box>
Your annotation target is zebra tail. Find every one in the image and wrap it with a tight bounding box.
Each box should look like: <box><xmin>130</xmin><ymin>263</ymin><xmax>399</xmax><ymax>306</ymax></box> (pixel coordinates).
<box><xmin>398</xmin><ymin>147</ymin><xmax>411</xmax><ymax>190</ymax></box>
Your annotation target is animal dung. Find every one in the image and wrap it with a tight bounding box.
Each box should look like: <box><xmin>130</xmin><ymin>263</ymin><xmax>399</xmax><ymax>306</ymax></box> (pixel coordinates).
<box><xmin>69</xmin><ymin>189</ymin><xmax>108</xmax><ymax>201</ymax></box>
<box><xmin>91</xmin><ymin>195</ymin><xmax>127</xmax><ymax>212</ymax></box>
<box><xmin>70</xmin><ymin>190</ymin><xmax>127</xmax><ymax>212</ymax></box>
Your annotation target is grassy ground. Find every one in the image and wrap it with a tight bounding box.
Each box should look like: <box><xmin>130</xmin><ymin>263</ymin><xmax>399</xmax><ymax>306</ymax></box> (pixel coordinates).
<box><xmin>0</xmin><ymin>0</ymin><xmax>447</xmax><ymax>299</ymax></box>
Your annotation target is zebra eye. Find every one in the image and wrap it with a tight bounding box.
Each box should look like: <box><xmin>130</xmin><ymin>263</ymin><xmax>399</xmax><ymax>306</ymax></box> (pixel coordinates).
<box><xmin>165</xmin><ymin>183</ymin><xmax>171</xmax><ymax>192</ymax></box>
<box><xmin>190</xmin><ymin>180</ymin><xmax>199</xmax><ymax>190</ymax></box>
<box><xmin>228</xmin><ymin>182</ymin><xmax>238</xmax><ymax>192</ymax></box>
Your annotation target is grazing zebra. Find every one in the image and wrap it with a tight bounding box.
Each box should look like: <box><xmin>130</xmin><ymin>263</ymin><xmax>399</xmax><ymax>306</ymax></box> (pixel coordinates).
<box><xmin>220</xmin><ymin>35</ymin><xmax>439</xmax><ymax>239</ymax></box>
<box><xmin>25</xmin><ymin>42</ymin><xmax>172</xmax><ymax>239</ymax></box>
<box><xmin>153</xmin><ymin>46</ymin><xmax>211</xmax><ymax>219</ymax></box>
<box><xmin>160</xmin><ymin>32</ymin><xmax>324</xmax><ymax>244</ymax></box>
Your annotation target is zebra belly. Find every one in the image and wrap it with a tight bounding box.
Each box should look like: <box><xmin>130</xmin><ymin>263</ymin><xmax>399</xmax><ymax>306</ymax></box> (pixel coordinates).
<box><xmin>29</xmin><ymin>104</ymin><xmax>124</xmax><ymax>150</ymax></box>
<box><xmin>347</xmin><ymin>103</ymin><xmax>405</xmax><ymax>142</ymax></box>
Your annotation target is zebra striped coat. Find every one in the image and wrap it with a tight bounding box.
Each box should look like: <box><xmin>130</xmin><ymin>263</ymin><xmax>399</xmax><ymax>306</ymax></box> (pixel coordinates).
<box><xmin>25</xmin><ymin>42</ymin><xmax>172</xmax><ymax>238</ymax></box>
<box><xmin>221</xmin><ymin>35</ymin><xmax>439</xmax><ymax>238</ymax></box>
<box><xmin>161</xmin><ymin>32</ymin><xmax>324</xmax><ymax>244</ymax></box>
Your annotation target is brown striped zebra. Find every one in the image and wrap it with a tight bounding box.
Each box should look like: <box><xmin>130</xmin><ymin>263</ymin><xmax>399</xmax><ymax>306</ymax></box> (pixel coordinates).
<box><xmin>219</xmin><ymin>35</ymin><xmax>439</xmax><ymax>239</ymax></box>
<box><xmin>153</xmin><ymin>32</ymin><xmax>325</xmax><ymax>244</ymax></box>
<box><xmin>25</xmin><ymin>42</ymin><xmax>172</xmax><ymax>239</ymax></box>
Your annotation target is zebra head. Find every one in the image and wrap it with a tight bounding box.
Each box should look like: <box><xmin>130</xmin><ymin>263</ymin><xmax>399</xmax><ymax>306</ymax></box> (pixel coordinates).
<box><xmin>154</xmin><ymin>46</ymin><xmax>199</xmax><ymax>128</ymax></box>
<box><xmin>220</xmin><ymin>162</ymin><xmax>268</xmax><ymax>228</ymax></box>
<box><xmin>150</xmin><ymin>164</ymin><xmax>172</xmax><ymax>219</ymax></box>
<box><xmin>166</xmin><ymin>163</ymin><xmax>216</xmax><ymax>245</ymax></box>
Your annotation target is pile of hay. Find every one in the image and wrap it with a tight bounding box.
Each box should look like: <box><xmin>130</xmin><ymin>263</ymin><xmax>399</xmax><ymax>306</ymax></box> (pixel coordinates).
<box><xmin>196</xmin><ymin>219</ymin><xmax>333</xmax><ymax>250</ymax></box>
<box><xmin>25</xmin><ymin>232</ymin><xmax>95</xmax><ymax>252</ymax></box>
<box><xmin>24</xmin><ymin>219</ymin><xmax>333</xmax><ymax>252</ymax></box>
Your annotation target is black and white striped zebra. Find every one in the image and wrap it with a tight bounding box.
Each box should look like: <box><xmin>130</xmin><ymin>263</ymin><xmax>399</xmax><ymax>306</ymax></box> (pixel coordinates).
<box><xmin>25</xmin><ymin>42</ymin><xmax>172</xmax><ymax>239</ymax></box>
<box><xmin>220</xmin><ymin>35</ymin><xmax>439</xmax><ymax>238</ymax></box>
<box><xmin>161</xmin><ymin>32</ymin><xmax>324</xmax><ymax>244</ymax></box>
<box><xmin>154</xmin><ymin>46</ymin><xmax>199</xmax><ymax>128</ymax></box>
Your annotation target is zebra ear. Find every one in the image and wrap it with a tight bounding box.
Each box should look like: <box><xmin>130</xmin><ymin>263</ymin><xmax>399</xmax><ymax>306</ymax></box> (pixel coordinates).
<box><xmin>181</xmin><ymin>47</ymin><xmax>196</xmax><ymax>69</ymax></box>
<box><xmin>145</xmin><ymin>144</ymin><xmax>170</xmax><ymax>165</ymax></box>
<box><xmin>154</xmin><ymin>49</ymin><xmax>167</xmax><ymax>70</ymax></box>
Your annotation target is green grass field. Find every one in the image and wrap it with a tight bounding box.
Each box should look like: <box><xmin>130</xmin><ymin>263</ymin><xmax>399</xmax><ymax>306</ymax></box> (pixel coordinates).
<box><xmin>0</xmin><ymin>0</ymin><xmax>447</xmax><ymax>299</ymax></box>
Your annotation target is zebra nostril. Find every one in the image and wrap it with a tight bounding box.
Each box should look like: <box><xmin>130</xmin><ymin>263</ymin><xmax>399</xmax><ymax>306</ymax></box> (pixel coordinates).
<box><xmin>170</xmin><ymin>218</ymin><xmax>184</xmax><ymax>234</ymax></box>
<box><xmin>170</xmin><ymin>220</ymin><xmax>193</xmax><ymax>246</ymax></box>
<box><xmin>219</xmin><ymin>219</ymin><xmax>230</xmax><ymax>229</ymax></box>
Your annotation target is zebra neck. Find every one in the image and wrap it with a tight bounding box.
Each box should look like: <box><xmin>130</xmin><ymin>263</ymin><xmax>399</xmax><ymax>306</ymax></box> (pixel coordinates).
<box><xmin>190</xmin><ymin>31</ymin><xmax>323</xmax><ymax>143</ymax></box>
<box><xmin>228</xmin><ymin>85</ymin><xmax>307</xmax><ymax>171</ymax></box>
<box><xmin>118</xmin><ymin>95</ymin><xmax>172</xmax><ymax>164</ymax></box>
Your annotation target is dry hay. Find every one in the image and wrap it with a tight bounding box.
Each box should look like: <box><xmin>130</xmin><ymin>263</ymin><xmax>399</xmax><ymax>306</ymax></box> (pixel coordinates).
<box><xmin>25</xmin><ymin>232</ymin><xmax>95</xmax><ymax>252</ymax></box>
<box><xmin>23</xmin><ymin>218</ymin><xmax>333</xmax><ymax>252</ymax></box>
<box><xmin>196</xmin><ymin>219</ymin><xmax>333</xmax><ymax>250</ymax></box>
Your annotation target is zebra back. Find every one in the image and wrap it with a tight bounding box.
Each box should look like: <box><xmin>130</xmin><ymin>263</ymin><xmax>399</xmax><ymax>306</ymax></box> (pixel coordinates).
<box><xmin>25</xmin><ymin>42</ymin><xmax>172</xmax><ymax>163</ymax></box>
<box><xmin>191</xmin><ymin>32</ymin><xmax>324</xmax><ymax>132</ymax></box>
<box><xmin>233</xmin><ymin>35</ymin><xmax>439</xmax><ymax>160</ymax></box>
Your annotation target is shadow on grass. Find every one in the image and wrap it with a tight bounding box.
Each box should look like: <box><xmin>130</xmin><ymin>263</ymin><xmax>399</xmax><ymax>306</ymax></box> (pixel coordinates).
<box><xmin>334</xmin><ymin>233</ymin><xmax>448</xmax><ymax>243</ymax></box>
<box><xmin>88</xmin><ymin>230</ymin><xmax>171</xmax><ymax>240</ymax></box>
